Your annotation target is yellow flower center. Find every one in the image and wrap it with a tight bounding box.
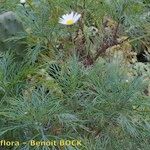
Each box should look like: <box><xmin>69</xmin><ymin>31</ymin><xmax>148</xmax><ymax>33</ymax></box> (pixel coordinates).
<box><xmin>66</xmin><ymin>19</ymin><xmax>74</xmax><ymax>25</ymax></box>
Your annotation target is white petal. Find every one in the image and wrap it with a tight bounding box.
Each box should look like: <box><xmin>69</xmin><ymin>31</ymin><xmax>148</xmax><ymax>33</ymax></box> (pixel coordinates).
<box><xmin>59</xmin><ymin>20</ymin><xmax>65</xmax><ymax>24</ymax></box>
<box><xmin>62</xmin><ymin>14</ymin><xmax>68</xmax><ymax>19</ymax></box>
<box><xmin>73</xmin><ymin>14</ymin><xmax>81</xmax><ymax>23</ymax></box>
<box><xmin>59</xmin><ymin>20</ymin><xmax>66</xmax><ymax>24</ymax></box>
<box><xmin>69</xmin><ymin>12</ymin><xmax>74</xmax><ymax>18</ymax></box>
<box><xmin>66</xmin><ymin>16</ymin><xmax>72</xmax><ymax>21</ymax></box>
<box><xmin>59</xmin><ymin>18</ymin><xmax>64</xmax><ymax>21</ymax></box>
<box><xmin>73</xmin><ymin>12</ymin><xmax>78</xmax><ymax>18</ymax></box>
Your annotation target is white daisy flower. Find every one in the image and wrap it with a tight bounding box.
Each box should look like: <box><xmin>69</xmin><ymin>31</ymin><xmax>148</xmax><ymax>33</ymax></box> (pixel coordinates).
<box><xmin>59</xmin><ymin>12</ymin><xmax>81</xmax><ymax>25</ymax></box>
<box><xmin>20</xmin><ymin>0</ymin><xmax>26</xmax><ymax>5</ymax></box>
